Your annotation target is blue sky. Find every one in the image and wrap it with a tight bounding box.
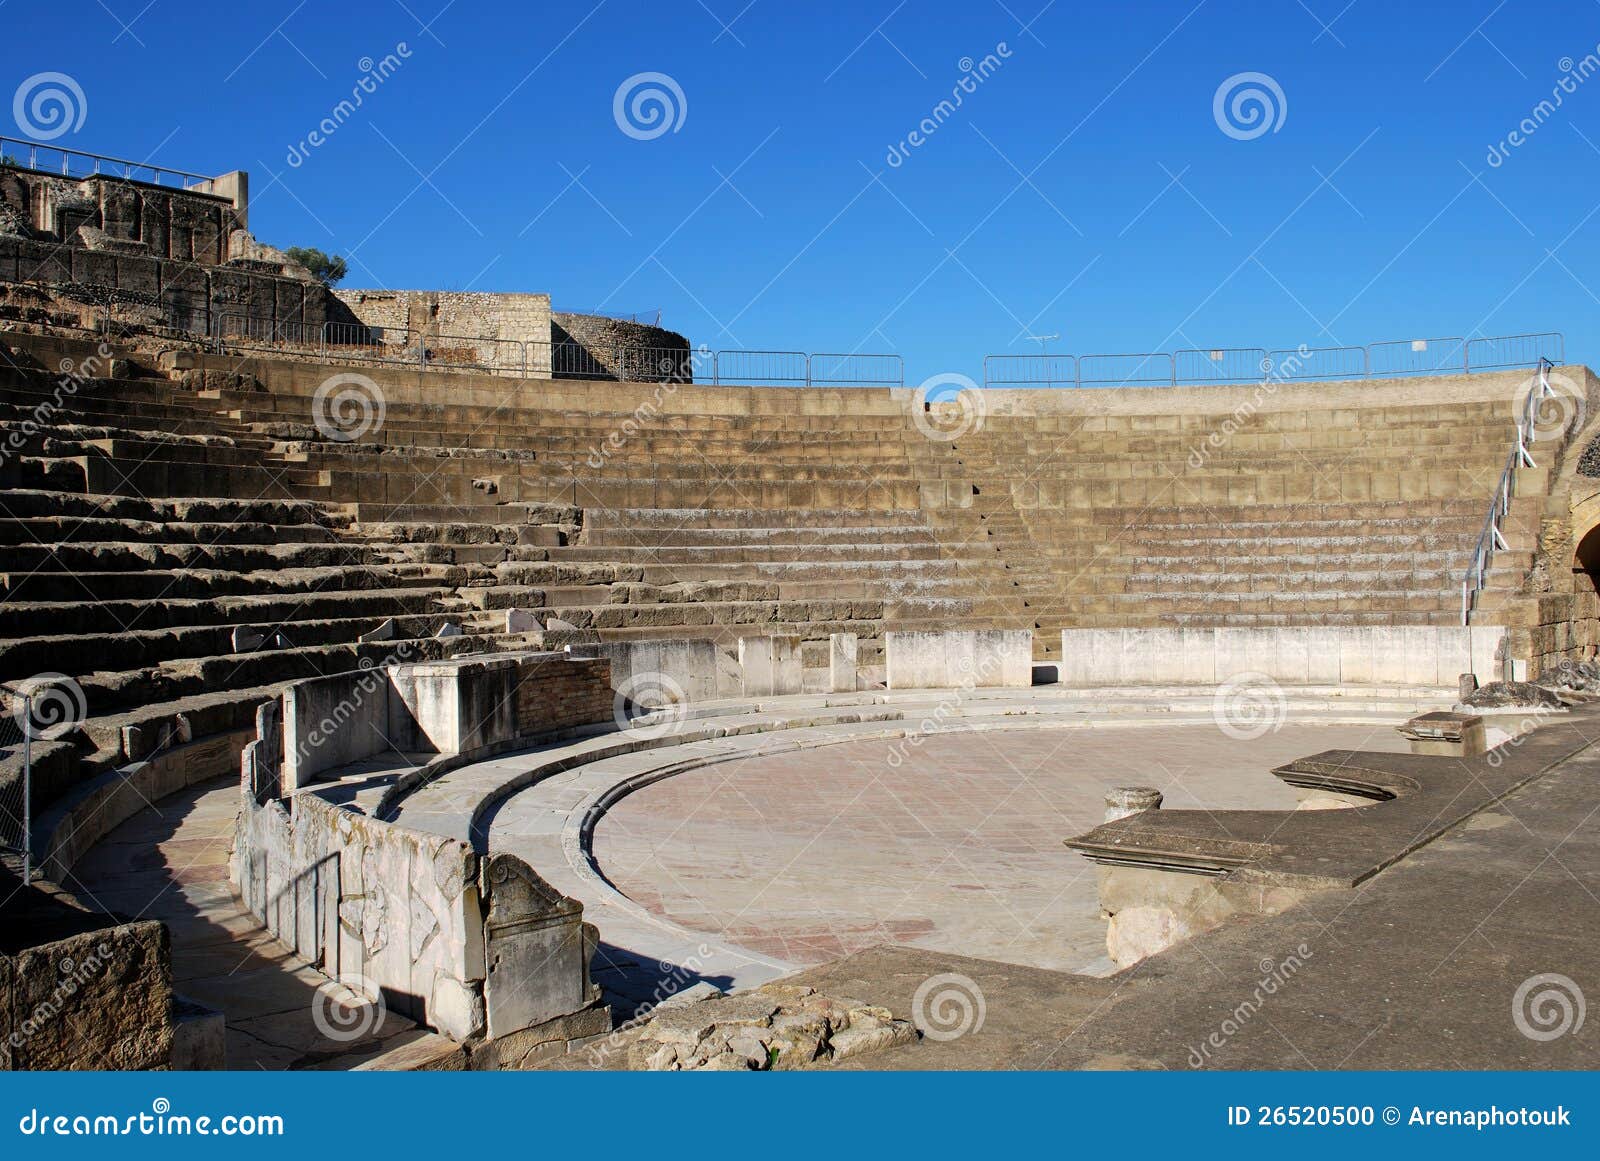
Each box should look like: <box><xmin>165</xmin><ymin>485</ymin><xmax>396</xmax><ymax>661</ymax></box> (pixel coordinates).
<box><xmin>6</xmin><ymin>0</ymin><xmax>1600</xmax><ymax>382</ymax></box>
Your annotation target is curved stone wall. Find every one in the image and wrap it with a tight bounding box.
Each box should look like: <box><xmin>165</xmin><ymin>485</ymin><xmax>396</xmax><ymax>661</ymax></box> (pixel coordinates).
<box><xmin>551</xmin><ymin>311</ymin><xmax>692</xmax><ymax>383</ymax></box>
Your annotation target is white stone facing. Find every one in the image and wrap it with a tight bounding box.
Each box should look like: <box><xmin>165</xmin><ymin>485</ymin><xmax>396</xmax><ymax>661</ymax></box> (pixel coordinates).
<box><xmin>829</xmin><ymin>633</ymin><xmax>858</xmax><ymax>692</ymax></box>
<box><xmin>885</xmin><ymin>630</ymin><xmax>1032</xmax><ymax>689</ymax></box>
<box><xmin>739</xmin><ymin>636</ymin><xmax>803</xmax><ymax>696</ymax></box>
<box><xmin>1060</xmin><ymin>625</ymin><xmax>1510</xmax><ymax>687</ymax></box>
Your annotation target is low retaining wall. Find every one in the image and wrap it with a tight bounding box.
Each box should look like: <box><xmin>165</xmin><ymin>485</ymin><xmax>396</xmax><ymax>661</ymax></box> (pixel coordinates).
<box><xmin>233</xmin><ymin>654</ymin><xmax>613</xmax><ymax>1050</ymax></box>
<box><xmin>568</xmin><ymin>638</ymin><xmax>728</xmax><ymax>701</ymax></box>
<box><xmin>282</xmin><ymin>651</ymin><xmax>606</xmax><ymax>792</ymax></box>
<box><xmin>33</xmin><ymin>728</ymin><xmax>254</xmax><ymax>884</ymax></box>
<box><xmin>1059</xmin><ymin>626</ymin><xmax>1507</xmax><ymax>687</ymax></box>
<box><xmin>884</xmin><ymin>630</ymin><xmax>1033</xmax><ymax>689</ymax></box>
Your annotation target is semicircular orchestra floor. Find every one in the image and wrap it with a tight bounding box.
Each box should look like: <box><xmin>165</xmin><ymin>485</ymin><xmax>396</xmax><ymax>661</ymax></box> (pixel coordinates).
<box><xmin>591</xmin><ymin>723</ymin><xmax>1409</xmax><ymax>974</ymax></box>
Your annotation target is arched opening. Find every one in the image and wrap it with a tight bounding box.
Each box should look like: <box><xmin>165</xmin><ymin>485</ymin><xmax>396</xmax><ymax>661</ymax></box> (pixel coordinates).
<box><xmin>1574</xmin><ymin>522</ymin><xmax>1600</xmax><ymax>592</ymax></box>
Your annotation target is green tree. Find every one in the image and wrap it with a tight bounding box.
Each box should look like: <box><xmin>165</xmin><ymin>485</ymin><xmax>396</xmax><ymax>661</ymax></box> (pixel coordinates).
<box><xmin>284</xmin><ymin>246</ymin><xmax>348</xmax><ymax>286</ymax></box>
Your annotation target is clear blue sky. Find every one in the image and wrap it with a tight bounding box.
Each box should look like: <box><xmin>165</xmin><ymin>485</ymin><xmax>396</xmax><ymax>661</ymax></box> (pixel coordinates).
<box><xmin>6</xmin><ymin>0</ymin><xmax>1600</xmax><ymax>382</ymax></box>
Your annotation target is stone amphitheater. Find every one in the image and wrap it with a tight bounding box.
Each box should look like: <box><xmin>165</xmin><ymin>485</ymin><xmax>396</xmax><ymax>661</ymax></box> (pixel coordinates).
<box><xmin>3</xmin><ymin>149</ymin><xmax>1599</xmax><ymax>1072</ymax></box>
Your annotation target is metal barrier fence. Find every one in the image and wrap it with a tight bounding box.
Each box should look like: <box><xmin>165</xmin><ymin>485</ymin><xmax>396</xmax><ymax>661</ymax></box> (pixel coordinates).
<box><xmin>211</xmin><ymin>319</ymin><xmax>903</xmax><ymax>387</ymax></box>
<box><xmin>983</xmin><ymin>331</ymin><xmax>1565</xmax><ymax>388</ymax></box>
<box><xmin>0</xmin><ymin>135</ymin><xmax>217</xmax><ymax>190</ymax></box>
<box><xmin>0</xmin><ymin>685</ymin><xmax>31</xmax><ymax>883</ymax></box>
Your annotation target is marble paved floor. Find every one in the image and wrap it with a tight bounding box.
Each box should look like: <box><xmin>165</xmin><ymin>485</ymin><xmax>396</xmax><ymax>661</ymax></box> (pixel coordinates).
<box><xmin>593</xmin><ymin>722</ymin><xmax>1410</xmax><ymax>973</ymax></box>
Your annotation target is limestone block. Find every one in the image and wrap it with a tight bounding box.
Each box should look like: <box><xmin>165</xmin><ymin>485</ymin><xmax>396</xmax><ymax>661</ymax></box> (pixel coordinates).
<box><xmin>829</xmin><ymin>633</ymin><xmax>858</xmax><ymax>692</ymax></box>
<box><xmin>359</xmin><ymin>617</ymin><xmax>398</xmax><ymax>643</ymax></box>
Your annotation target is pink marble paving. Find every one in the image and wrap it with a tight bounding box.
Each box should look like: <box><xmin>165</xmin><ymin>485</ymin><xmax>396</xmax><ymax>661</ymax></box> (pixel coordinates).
<box><xmin>593</xmin><ymin>723</ymin><xmax>1409</xmax><ymax>973</ymax></box>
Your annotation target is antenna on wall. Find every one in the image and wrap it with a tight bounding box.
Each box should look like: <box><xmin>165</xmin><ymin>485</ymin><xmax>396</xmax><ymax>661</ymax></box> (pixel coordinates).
<box><xmin>1026</xmin><ymin>333</ymin><xmax>1060</xmax><ymax>355</ymax></box>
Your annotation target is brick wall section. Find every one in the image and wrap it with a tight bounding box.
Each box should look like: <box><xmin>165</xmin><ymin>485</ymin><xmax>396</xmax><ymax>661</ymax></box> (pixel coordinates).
<box><xmin>514</xmin><ymin>655</ymin><xmax>613</xmax><ymax>737</ymax></box>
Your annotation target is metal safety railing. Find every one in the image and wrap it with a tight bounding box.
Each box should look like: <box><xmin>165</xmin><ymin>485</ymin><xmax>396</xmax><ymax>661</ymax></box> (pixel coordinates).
<box><xmin>983</xmin><ymin>331</ymin><xmax>1565</xmax><ymax>388</ymax></box>
<box><xmin>0</xmin><ymin>685</ymin><xmax>32</xmax><ymax>884</ymax></box>
<box><xmin>0</xmin><ymin>135</ymin><xmax>218</xmax><ymax>191</ymax></box>
<box><xmin>208</xmin><ymin>318</ymin><xmax>905</xmax><ymax>387</ymax></box>
<box><xmin>1461</xmin><ymin>357</ymin><xmax>1556</xmax><ymax>625</ymax></box>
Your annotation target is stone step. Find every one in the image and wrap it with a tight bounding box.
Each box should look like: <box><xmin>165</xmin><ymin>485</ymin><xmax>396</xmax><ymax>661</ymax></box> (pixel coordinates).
<box><xmin>0</xmin><ymin>585</ymin><xmax>453</xmax><ymax>638</ymax></box>
<box><xmin>0</xmin><ymin>614</ymin><xmax>463</xmax><ymax>683</ymax></box>
<box><xmin>2</xmin><ymin>540</ymin><xmax>384</xmax><ymax>574</ymax></box>
<box><xmin>0</xmin><ymin>563</ymin><xmax>452</xmax><ymax>603</ymax></box>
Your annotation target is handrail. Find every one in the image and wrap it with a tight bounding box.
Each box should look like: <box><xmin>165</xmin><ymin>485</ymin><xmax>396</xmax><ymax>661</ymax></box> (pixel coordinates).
<box><xmin>984</xmin><ymin>331</ymin><xmax>1565</xmax><ymax>388</ymax></box>
<box><xmin>1461</xmin><ymin>357</ymin><xmax>1553</xmax><ymax>625</ymax></box>
<box><xmin>0</xmin><ymin>135</ymin><xmax>216</xmax><ymax>189</ymax></box>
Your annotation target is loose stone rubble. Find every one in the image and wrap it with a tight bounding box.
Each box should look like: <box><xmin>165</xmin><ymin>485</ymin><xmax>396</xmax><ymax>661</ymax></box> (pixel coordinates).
<box><xmin>627</xmin><ymin>983</ymin><xmax>918</xmax><ymax>1071</ymax></box>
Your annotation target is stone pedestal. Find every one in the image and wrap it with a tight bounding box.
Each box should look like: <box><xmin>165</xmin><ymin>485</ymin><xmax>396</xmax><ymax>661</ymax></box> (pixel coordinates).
<box><xmin>1396</xmin><ymin>711</ymin><xmax>1487</xmax><ymax>758</ymax></box>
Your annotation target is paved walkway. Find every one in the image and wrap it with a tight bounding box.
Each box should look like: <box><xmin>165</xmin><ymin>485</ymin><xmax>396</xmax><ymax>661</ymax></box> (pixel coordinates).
<box><xmin>766</xmin><ymin>711</ymin><xmax>1600</xmax><ymax>1069</ymax></box>
<box><xmin>71</xmin><ymin>776</ymin><xmax>459</xmax><ymax>1070</ymax></box>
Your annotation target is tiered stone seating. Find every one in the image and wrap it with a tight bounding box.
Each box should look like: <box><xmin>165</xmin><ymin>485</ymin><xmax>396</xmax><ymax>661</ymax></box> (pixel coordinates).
<box><xmin>0</xmin><ymin>330</ymin><xmax>1541</xmax><ymax>745</ymax></box>
<box><xmin>910</xmin><ymin>398</ymin><xmax>1539</xmax><ymax>646</ymax></box>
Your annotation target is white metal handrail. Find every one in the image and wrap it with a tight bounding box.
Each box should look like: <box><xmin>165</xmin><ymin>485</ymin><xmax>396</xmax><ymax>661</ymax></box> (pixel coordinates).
<box><xmin>1461</xmin><ymin>357</ymin><xmax>1554</xmax><ymax>624</ymax></box>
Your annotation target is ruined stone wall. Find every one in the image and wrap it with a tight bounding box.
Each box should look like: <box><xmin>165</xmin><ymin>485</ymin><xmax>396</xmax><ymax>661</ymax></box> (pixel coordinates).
<box><xmin>0</xmin><ymin>236</ymin><xmax>327</xmax><ymax>336</ymax></box>
<box><xmin>0</xmin><ymin>169</ymin><xmax>243</xmax><ymax>265</ymax></box>
<box><xmin>551</xmin><ymin>310</ymin><xmax>692</xmax><ymax>382</ymax></box>
<box><xmin>0</xmin><ymin>874</ymin><xmax>174</xmax><ymax>1070</ymax></box>
<box><xmin>333</xmin><ymin>289</ymin><xmax>551</xmax><ymax>344</ymax></box>
<box><xmin>332</xmin><ymin>289</ymin><xmax>553</xmax><ymax>374</ymax></box>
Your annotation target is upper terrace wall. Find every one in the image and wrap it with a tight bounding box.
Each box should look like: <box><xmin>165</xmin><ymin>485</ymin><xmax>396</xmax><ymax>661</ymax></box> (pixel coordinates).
<box><xmin>0</xmin><ymin>169</ymin><xmax>243</xmax><ymax>264</ymax></box>
<box><xmin>190</xmin><ymin>346</ymin><xmax>910</xmax><ymax>417</ymax></box>
<box><xmin>332</xmin><ymin>288</ymin><xmax>551</xmax><ymax>349</ymax></box>
<box><xmin>940</xmin><ymin>366</ymin><xmax>1559</xmax><ymax>418</ymax></box>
